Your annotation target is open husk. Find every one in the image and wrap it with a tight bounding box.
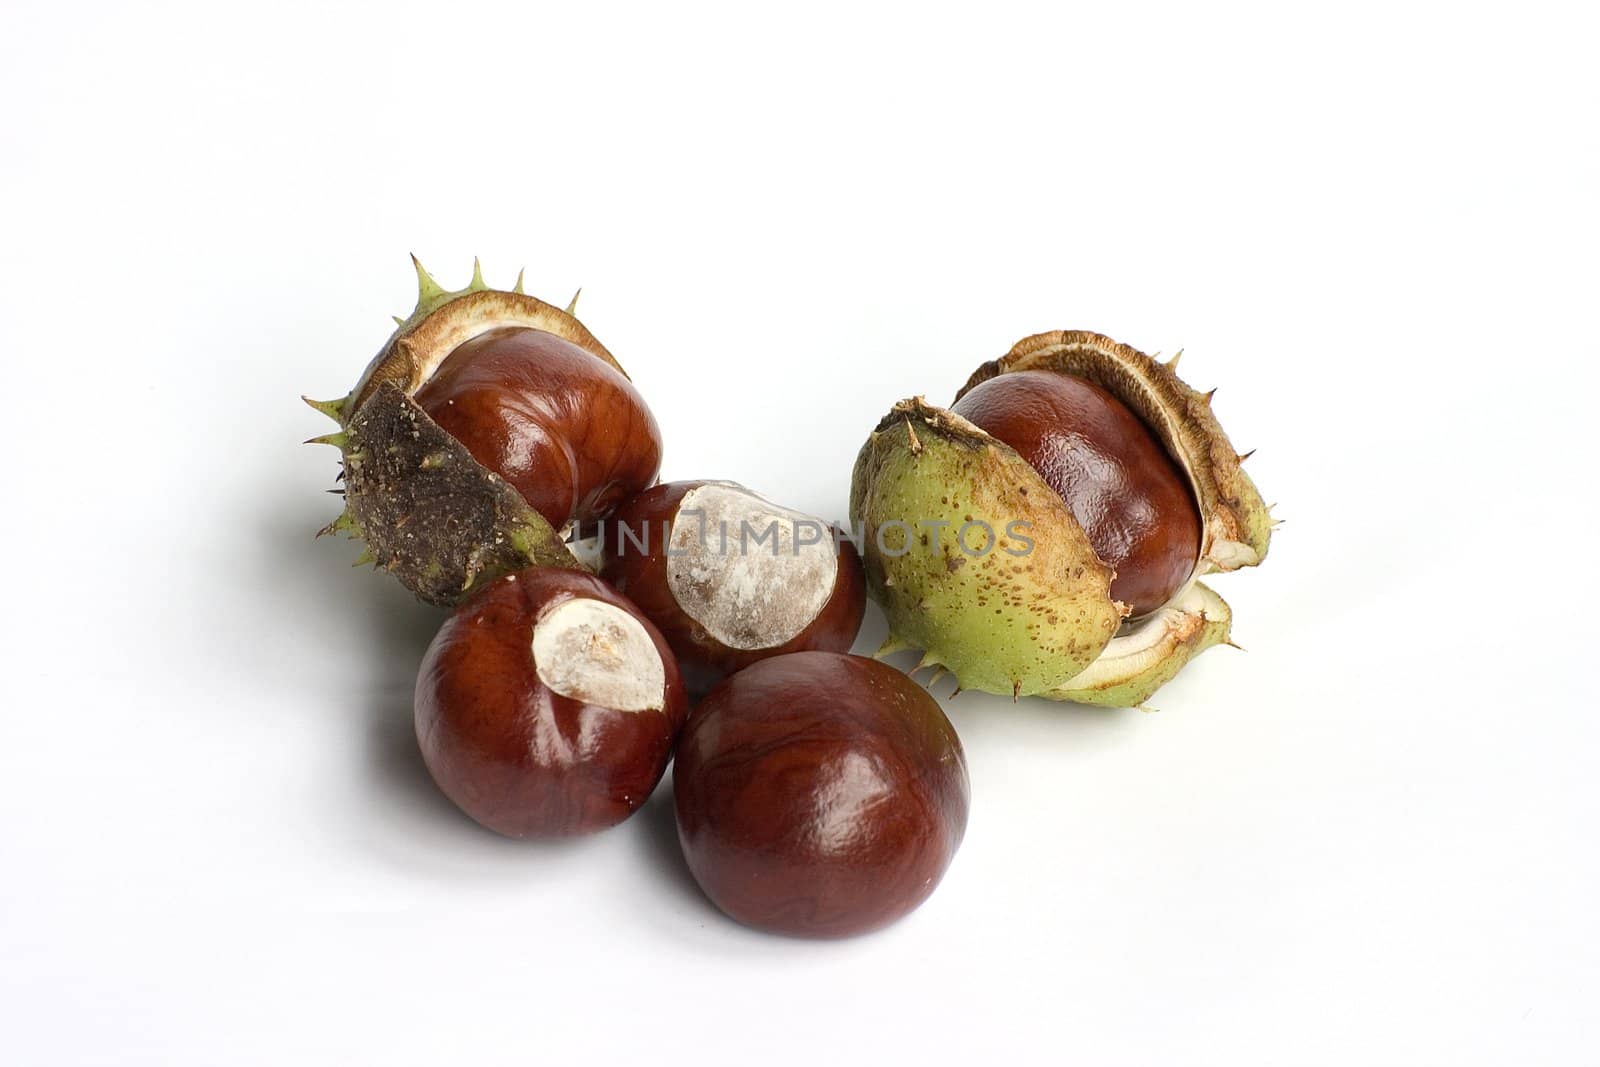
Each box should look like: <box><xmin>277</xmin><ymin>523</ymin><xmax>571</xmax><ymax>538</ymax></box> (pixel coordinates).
<box><xmin>1047</xmin><ymin>581</ymin><xmax>1234</xmax><ymax>709</ymax></box>
<box><xmin>305</xmin><ymin>258</ymin><xmax>617</xmax><ymax>605</ymax></box>
<box><xmin>850</xmin><ymin>331</ymin><xmax>1273</xmax><ymax>706</ymax></box>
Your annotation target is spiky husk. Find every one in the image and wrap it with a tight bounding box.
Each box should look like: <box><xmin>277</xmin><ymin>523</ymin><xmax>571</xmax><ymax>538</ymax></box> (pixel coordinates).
<box><xmin>344</xmin><ymin>256</ymin><xmax>617</xmax><ymax>415</ymax></box>
<box><xmin>1046</xmin><ymin>582</ymin><xmax>1233</xmax><ymax>708</ymax></box>
<box><xmin>850</xmin><ymin>331</ymin><xmax>1273</xmax><ymax>707</ymax></box>
<box><xmin>850</xmin><ymin>398</ymin><xmax>1124</xmax><ymax>698</ymax></box>
<box><xmin>305</xmin><ymin>258</ymin><xmax>608</xmax><ymax>605</ymax></box>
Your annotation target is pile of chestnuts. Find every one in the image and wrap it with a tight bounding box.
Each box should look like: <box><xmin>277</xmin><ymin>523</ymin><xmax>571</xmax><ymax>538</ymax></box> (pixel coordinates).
<box><xmin>306</xmin><ymin>259</ymin><xmax>1273</xmax><ymax>938</ymax></box>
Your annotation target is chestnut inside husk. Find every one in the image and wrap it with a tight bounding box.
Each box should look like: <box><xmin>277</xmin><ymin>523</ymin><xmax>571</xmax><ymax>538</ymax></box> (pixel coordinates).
<box><xmin>306</xmin><ymin>259</ymin><xmax>661</xmax><ymax>606</ymax></box>
<box><xmin>950</xmin><ymin>369</ymin><xmax>1201</xmax><ymax>619</ymax></box>
<box><xmin>850</xmin><ymin>330</ymin><xmax>1274</xmax><ymax>706</ymax></box>
<box><xmin>415</xmin><ymin>325</ymin><xmax>661</xmax><ymax>531</ymax></box>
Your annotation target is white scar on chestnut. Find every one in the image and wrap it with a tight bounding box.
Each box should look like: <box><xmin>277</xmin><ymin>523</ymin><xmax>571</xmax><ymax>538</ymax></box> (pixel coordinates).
<box><xmin>531</xmin><ymin>598</ymin><xmax>666</xmax><ymax>712</ymax></box>
<box><xmin>664</xmin><ymin>483</ymin><xmax>839</xmax><ymax>651</ymax></box>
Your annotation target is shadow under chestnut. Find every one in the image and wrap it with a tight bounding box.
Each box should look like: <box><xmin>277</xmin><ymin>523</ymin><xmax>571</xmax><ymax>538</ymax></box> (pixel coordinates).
<box><xmin>264</xmin><ymin>494</ymin><xmax>608</xmax><ymax>876</ymax></box>
<box><xmin>629</xmin><ymin>770</ymin><xmax>724</xmax><ymax>922</ymax></box>
<box><xmin>853</xmin><ymin>599</ymin><xmax>1147</xmax><ymax>755</ymax></box>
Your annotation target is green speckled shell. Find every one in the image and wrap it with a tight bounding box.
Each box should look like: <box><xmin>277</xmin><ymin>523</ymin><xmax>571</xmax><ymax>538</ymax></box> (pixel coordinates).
<box><xmin>850</xmin><ymin>330</ymin><xmax>1274</xmax><ymax>706</ymax></box>
<box><xmin>849</xmin><ymin>398</ymin><xmax>1123</xmax><ymax>698</ymax></box>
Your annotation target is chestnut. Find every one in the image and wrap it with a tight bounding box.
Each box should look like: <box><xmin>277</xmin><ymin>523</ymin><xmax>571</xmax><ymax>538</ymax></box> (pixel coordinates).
<box><xmin>674</xmin><ymin>652</ymin><xmax>969</xmax><ymax>938</ymax></box>
<box><xmin>414</xmin><ymin>325</ymin><xmax>663</xmax><ymax>532</ymax></box>
<box><xmin>949</xmin><ymin>368</ymin><xmax>1201</xmax><ymax>618</ymax></box>
<box><xmin>415</xmin><ymin>567</ymin><xmax>688</xmax><ymax>838</ymax></box>
<box><xmin>309</xmin><ymin>260</ymin><xmax>672</xmax><ymax>606</ymax></box>
<box><xmin>598</xmin><ymin>481</ymin><xmax>866</xmax><ymax>694</ymax></box>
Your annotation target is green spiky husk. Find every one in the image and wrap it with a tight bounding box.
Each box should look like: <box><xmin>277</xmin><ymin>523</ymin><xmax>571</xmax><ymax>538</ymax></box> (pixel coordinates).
<box><xmin>305</xmin><ymin>258</ymin><xmax>606</xmax><ymax>605</ymax></box>
<box><xmin>849</xmin><ymin>398</ymin><xmax>1123</xmax><ymax>698</ymax></box>
<box><xmin>344</xmin><ymin>257</ymin><xmax>613</xmax><ymax>416</ymax></box>
<box><xmin>851</xmin><ymin>331</ymin><xmax>1273</xmax><ymax>707</ymax></box>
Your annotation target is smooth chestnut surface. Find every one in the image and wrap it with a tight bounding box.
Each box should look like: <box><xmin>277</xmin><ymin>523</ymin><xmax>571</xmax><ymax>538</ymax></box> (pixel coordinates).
<box><xmin>674</xmin><ymin>652</ymin><xmax>969</xmax><ymax>938</ymax></box>
<box><xmin>415</xmin><ymin>567</ymin><xmax>688</xmax><ymax>838</ymax></box>
<box><xmin>951</xmin><ymin>369</ymin><xmax>1201</xmax><ymax>618</ymax></box>
<box><xmin>599</xmin><ymin>481</ymin><xmax>866</xmax><ymax>695</ymax></box>
<box><xmin>415</xmin><ymin>326</ymin><xmax>663</xmax><ymax>530</ymax></box>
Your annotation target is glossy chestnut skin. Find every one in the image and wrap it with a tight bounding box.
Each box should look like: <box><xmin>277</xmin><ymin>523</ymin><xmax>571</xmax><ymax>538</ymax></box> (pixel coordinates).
<box><xmin>415</xmin><ymin>568</ymin><xmax>688</xmax><ymax>838</ymax></box>
<box><xmin>599</xmin><ymin>481</ymin><xmax>867</xmax><ymax>695</ymax></box>
<box><xmin>414</xmin><ymin>326</ymin><xmax>663</xmax><ymax>529</ymax></box>
<box><xmin>674</xmin><ymin>652</ymin><xmax>969</xmax><ymax>938</ymax></box>
<box><xmin>951</xmin><ymin>369</ymin><xmax>1201</xmax><ymax>618</ymax></box>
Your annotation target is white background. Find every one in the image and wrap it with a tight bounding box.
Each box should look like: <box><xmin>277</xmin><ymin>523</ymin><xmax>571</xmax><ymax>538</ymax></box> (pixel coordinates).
<box><xmin>2</xmin><ymin>1</ymin><xmax>1595</xmax><ymax>1063</ymax></box>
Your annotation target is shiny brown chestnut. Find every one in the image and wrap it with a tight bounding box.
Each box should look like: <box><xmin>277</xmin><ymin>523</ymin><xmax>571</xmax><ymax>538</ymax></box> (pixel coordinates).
<box><xmin>950</xmin><ymin>368</ymin><xmax>1201</xmax><ymax>618</ymax></box>
<box><xmin>415</xmin><ymin>567</ymin><xmax>688</xmax><ymax>838</ymax></box>
<box><xmin>674</xmin><ymin>652</ymin><xmax>969</xmax><ymax>938</ymax></box>
<box><xmin>414</xmin><ymin>325</ymin><xmax>664</xmax><ymax>531</ymax></box>
<box><xmin>598</xmin><ymin>481</ymin><xmax>866</xmax><ymax>695</ymax></box>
